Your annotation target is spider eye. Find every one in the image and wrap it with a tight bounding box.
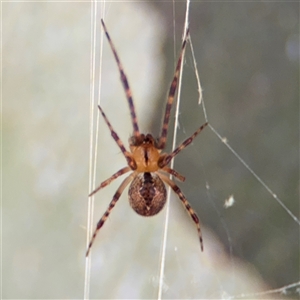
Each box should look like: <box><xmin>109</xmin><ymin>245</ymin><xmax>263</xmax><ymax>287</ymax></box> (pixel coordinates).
<box><xmin>129</xmin><ymin>134</ymin><xmax>145</xmax><ymax>146</ymax></box>
<box><xmin>144</xmin><ymin>134</ymin><xmax>155</xmax><ymax>145</ymax></box>
<box><xmin>129</xmin><ymin>136</ymin><xmax>136</xmax><ymax>145</ymax></box>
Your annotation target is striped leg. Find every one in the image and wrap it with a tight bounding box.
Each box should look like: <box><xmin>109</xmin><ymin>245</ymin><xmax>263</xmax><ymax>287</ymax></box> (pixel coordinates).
<box><xmin>89</xmin><ymin>166</ymin><xmax>131</xmax><ymax>197</ymax></box>
<box><xmin>162</xmin><ymin>122</ymin><xmax>208</xmax><ymax>167</ymax></box>
<box><xmin>160</xmin><ymin>166</ymin><xmax>185</xmax><ymax>182</ymax></box>
<box><xmin>86</xmin><ymin>173</ymin><xmax>135</xmax><ymax>256</ymax></box>
<box><xmin>101</xmin><ymin>19</ymin><xmax>140</xmax><ymax>137</ymax></box>
<box><xmin>158</xmin><ymin>28</ymin><xmax>190</xmax><ymax>150</ymax></box>
<box><xmin>98</xmin><ymin>105</ymin><xmax>136</xmax><ymax>169</ymax></box>
<box><xmin>160</xmin><ymin>174</ymin><xmax>203</xmax><ymax>251</ymax></box>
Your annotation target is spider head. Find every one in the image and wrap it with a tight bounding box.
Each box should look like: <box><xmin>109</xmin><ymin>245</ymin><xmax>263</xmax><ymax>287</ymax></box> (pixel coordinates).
<box><xmin>129</xmin><ymin>133</ymin><xmax>157</xmax><ymax>147</ymax></box>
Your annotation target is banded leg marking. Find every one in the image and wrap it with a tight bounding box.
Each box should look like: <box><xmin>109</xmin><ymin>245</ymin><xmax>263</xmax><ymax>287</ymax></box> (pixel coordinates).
<box><xmin>98</xmin><ymin>105</ymin><xmax>136</xmax><ymax>169</ymax></box>
<box><xmin>101</xmin><ymin>19</ymin><xmax>140</xmax><ymax>137</ymax></box>
<box><xmin>89</xmin><ymin>166</ymin><xmax>131</xmax><ymax>197</ymax></box>
<box><xmin>160</xmin><ymin>166</ymin><xmax>185</xmax><ymax>182</ymax></box>
<box><xmin>86</xmin><ymin>173</ymin><xmax>135</xmax><ymax>256</ymax></box>
<box><xmin>160</xmin><ymin>174</ymin><xmax>204</xmax><ymax>251</ymax></box>
<box><xmin>163</xmin><ymin>122</ymin><xmax>208</xmax><ymax>167</ymax></box>
<box><xmin>158</xmin><ymin>28</ymin><xmax>190</xmax><ymax>149</ymax></box>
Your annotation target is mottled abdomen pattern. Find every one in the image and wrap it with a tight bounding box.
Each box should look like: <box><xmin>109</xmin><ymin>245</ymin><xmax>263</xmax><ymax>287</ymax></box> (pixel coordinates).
<box><xmin>128</xmin><ymin>172</ymin><xmax>167</xmax><ymax>216</ymax></box>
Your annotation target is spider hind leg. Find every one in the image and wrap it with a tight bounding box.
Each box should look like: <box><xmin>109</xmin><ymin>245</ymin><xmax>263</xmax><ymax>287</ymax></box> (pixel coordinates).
<box><xmin>160</xmin><ymin>173</ymin><xmax>204</xmax><ymax>251</ymax></box>
<box><xmin>86</xmin><ymin>173</ymin><xmax>135</xmax><ymax>256</ymax></box>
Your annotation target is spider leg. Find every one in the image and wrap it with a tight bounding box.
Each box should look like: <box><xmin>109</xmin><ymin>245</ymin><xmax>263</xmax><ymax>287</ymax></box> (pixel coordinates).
<box><xmin>101</xmin><ymin>19</ymin><xmax>140</xmax><ymax>137</ymax></box>
<box><xmin>160</xmin><ymin>174</ymin><xmax>204</xmax><ymax>251</ymax></box>
<box><xmin>89</xmin><ymin>166</ymin><xmax>131</xmax><ymax>197</ymax></box>
<box><xmin>160</xmin><ymin>166</ymin><xmax>185</xmax><ymax>182</ymax></box>
<box><xmin>98</xmin><ymin>105</ymin><xmax>136</xmax><ymax>170</ymax></box>
<box><xmin>86</xmin><ymin>172</ymin><xmax>135</xmax><ymax>257</ymax></box>
<box><xmin>161</xmin><ymin>122</ymin><xmax>208</xmax><ymax>167</ymax></box>
<box><xmin>157</xmin><ymin>28</ymin><xmax>190</xmax><ymax>150</ymax></box>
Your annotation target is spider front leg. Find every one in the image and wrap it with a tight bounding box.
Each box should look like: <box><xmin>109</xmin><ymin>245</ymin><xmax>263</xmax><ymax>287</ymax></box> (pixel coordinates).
<box><xmin>160</xmin><ymin>174</ymin><xmax>204</xmax><ymax>251</ymax></box>
<box><xmin>101</xmin><ymin>19</ymin><xmax>140</xmax><ymax>137</ymax></box>
<box><xmin>158</xmin><ymin>28</ymin><xmax>190</xmax><ymax>149</ymax></box>
<box><xmin>86</xmin><ymin>173</ymin><xmax>135</xmax><ymax>257</ymax></box>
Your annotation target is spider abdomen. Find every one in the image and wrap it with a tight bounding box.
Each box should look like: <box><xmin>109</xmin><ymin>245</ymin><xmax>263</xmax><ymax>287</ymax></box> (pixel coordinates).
<box><xmin>128</xmin><ymin>172</ymin><xmax>167</xmax><ymax>216</ymax></box>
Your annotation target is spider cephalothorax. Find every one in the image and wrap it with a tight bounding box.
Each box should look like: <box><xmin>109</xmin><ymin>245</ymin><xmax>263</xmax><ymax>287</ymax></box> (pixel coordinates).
<box><xmin>86</xmin><ymin>19</ymin><xmax>208</xmax><ymax>257</ymax></box>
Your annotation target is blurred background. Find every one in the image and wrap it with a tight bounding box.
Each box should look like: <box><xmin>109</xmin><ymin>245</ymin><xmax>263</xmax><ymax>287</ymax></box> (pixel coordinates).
<box><xmin>2</xmin><ymin>1</ymin><xmax>299</xmax><ymax>299</ymax></box>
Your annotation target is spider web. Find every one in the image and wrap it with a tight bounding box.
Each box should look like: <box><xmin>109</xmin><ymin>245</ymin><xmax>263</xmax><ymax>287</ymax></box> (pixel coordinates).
<box><xmin>84</xmin><ymin>1</ymin><xmax>299</xmax><ymax>299</ymax></box>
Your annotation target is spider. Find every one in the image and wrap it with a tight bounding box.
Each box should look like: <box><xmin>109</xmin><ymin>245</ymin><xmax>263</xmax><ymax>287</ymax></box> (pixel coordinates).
<box><xmin>86</xmin><ymin>19</ymin><xmax>208</xmax><ymax>257</ymax></box>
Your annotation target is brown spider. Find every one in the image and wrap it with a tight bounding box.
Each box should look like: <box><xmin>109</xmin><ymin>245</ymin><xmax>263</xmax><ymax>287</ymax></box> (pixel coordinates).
<box><xmin>86</xmin><ymin>19</ymin><xmax>208</xmax><ymax>257</ymax></box>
